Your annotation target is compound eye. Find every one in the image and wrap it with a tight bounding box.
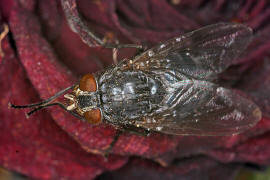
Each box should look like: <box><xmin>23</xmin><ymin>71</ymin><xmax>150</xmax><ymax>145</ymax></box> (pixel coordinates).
<box><xmin>79</xmin><ymin>74</ymin><xmax>97</xmax><ymax>92</ymax></box>
<box><xmin>84</xmin><ymin>109</ymin><xmax>102</xmax><ymax>124</ymax></box>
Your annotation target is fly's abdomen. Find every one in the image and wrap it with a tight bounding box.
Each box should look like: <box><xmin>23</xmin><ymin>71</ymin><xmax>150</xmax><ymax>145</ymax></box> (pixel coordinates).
<box><xmin>99</xmin><ymin>71</ymin><xmax>165</xmax><ymax>122</ymax></box>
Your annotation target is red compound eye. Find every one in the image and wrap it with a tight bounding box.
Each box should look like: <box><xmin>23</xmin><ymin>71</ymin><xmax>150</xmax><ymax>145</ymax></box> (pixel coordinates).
<box><xmin>84</xmin><ymin>109</ymin><xmax>102</xmax><ymax>124</ymax></box>
<box><xmin>79</xmin><ymin>74</ymin><xmax>97</xmax><ymax>92</ymax></box>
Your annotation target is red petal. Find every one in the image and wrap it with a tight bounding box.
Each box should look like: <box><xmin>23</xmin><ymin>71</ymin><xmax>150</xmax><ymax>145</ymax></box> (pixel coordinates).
<box><xmin>1</xmin><ymin>37</ymin><xmax>127</xmax><ymax>179</ymax></box>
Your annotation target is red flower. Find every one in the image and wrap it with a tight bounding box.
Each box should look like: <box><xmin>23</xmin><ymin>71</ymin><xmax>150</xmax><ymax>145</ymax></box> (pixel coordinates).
<box><xmin>0</xmin><ymin>0</ymin><xmax>270</xmax><ymax>179</ymax></box>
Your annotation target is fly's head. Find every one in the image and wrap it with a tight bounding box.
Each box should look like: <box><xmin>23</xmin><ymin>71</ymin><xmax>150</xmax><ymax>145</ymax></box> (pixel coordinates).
<box><xmin>64</xmin><ymin>74</ymin><xmax>102</xmax><ymax>125</ymax></box>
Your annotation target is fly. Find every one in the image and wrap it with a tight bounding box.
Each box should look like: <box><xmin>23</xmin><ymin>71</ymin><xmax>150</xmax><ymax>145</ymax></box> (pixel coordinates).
<box><xmin>10</xmin><ymin>23</ymin><xmax>262</xmax><ymax>136</ymax></box>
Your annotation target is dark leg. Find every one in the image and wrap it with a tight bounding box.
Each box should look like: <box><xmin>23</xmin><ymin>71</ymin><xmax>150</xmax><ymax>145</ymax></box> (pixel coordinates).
<box><xmin>61</xmin><ymin>0</ymin><xmax>144</xmax><ymax>50</ymax></box>
<box><xmin>103</xmin><ymin>126</ymin><xmax>151</xmax><ymax>159</ymax></box>
<box><xmin>8</xmin><ymin>84</ymin><xmax>83</xmax><ymax>120</ymax></box>
<box><xmin>134</xmin><ymin>45</ymin><xmax>147</xmax><ymax>56</ymax></box>
<box><xmin>104</xmin><ymin>130</ymin><xmax>123</xmax><ymax>158</ymax></box>
<box><xmin>103</xmin><ymin>43</ymin><xmax>143</xmax><ymax>49</ymax></box>
<box><xmin>121</xmin><ymin>125</ymin><xmax>151</xmax><ymax>137</ymax></box>
<box><xmin>9</xmin><ymin>85</ymin><xmax>75</xmax><ymax>109</ymax></box>
<box><xmin>25</xmin><ymin>102</ymin><xmax>84</xmax><ymax>120</ymax></box>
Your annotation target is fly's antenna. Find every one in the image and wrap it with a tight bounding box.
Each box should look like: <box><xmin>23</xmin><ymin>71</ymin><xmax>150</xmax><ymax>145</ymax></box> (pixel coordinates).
<box><xmin>9</xmin><ymin>84</ymin><xmax>77</xmax><ymax>118</ymax></box>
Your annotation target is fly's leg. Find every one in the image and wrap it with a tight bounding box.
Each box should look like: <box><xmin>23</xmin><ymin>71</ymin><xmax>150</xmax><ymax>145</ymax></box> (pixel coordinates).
<box><xmin>61</xmin><ymin>0</ymin><xmax>143</xmax><ymax>51</ymax></box>
<box><xmin>121</xmin><ymin>125</ymin><xmax>151</xmax><ymax>137</ymax></box>
<box><xmin>0</xmin><ymin>24</ymin><xmax>9</xmax><ymax>57</ymax></box>
<box><xmin>61</xmin><ymin>0</ymin><xmax>145</xmax><ymax>68</ymax></box>
<box><xmin>8</xmin><ymin>85</ymin><xmax>83</xmax><ymax>119</ymax></box>
<box><xmin>134</xmin><ymin>44</ymin><xmax>147</xmax><ymax>57</ymax></box>
<box><xmin>103</xmin><ymin>126</ymin><xmax>151</xmax><ymax>158</ymax></box>
<box><xmin>112</xmin><ymin>40</ymin><xmax>119</xmax><ymax>64</ymax></box>
<box><xmin>104</xmin><ymin>130</ymin><xmax>123</xmax><ymax>158</ymax></box>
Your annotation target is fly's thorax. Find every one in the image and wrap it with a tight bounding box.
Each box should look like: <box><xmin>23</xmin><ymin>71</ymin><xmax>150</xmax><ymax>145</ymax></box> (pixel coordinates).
<box><xmin>98</xmin><ymin>70</ymin><xmax>166</xmax><ymax>124</ymax></box>
<box><xmin>64</xmin><ymin>74</ymin><xmax>102</xmax><ymax>125</ymax></box>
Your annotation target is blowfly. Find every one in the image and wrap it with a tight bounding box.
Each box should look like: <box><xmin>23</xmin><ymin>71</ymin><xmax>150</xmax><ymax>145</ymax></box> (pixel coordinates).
<box><xmin>10</xmin><ymin>23</ymin><xmax>262</xmax><ymax>136</ymax></box>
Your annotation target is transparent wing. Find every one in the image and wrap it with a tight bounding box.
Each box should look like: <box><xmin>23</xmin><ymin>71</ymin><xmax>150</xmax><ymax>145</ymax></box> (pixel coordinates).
<box><xmin>122</xmin><ymin>23</ymin><xmax>258</xmax><ymax>135</ymax></box>
<box><xmin>130</xmin><ymin>23</ymin><xmax>253</xmax><ymax>80</ymax></box>
<box><xmin>135</xmin><ymin>81</ymin><xmax>261</xmax><ymax>136</ymax></box>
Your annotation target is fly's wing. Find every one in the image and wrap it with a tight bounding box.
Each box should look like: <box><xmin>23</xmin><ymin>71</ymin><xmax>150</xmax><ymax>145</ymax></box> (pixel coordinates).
<box><xmin>128</xmin><ymin>23</ymin><xmax>260</xmax><ymax>135</ymax></box>
<box><xmin>130</xmin><ymin>23</ymin><xmax>253</xmax><ymax>80</ymax></box>
<box><xmin>135</xmin><ymin>80</ymin><xmax>261</xmax><ymax>136</ymax></box>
